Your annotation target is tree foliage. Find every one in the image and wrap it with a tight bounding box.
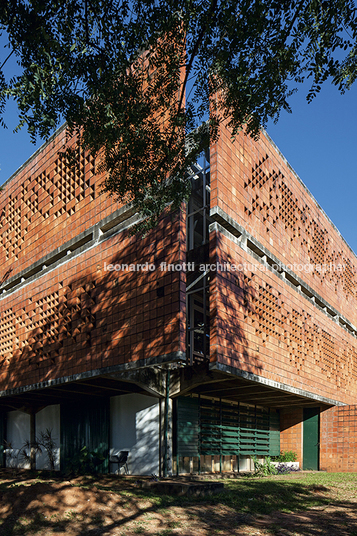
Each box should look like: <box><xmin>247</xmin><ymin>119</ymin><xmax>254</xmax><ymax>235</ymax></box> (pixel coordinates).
<box><xmin>1</xmin><ymin>0</ymin><xmax>357</xmax><ymax>227</ymax></box>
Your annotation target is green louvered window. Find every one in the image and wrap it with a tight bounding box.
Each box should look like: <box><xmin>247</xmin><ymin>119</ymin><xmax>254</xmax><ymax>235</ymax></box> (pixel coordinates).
<box><xmin>269</xmin><ymin>411</ymin><xmax>280</xmax><ymax>456</ymax></box>
<box><xmin>176</xmin><ymin>397</ymin><xmax>280</xmax><ymax>460</ymax></box>
<box><xmin>176</xmin><ymin>396</ymin><xmax>200</xmax><ymax>456</ymax></box>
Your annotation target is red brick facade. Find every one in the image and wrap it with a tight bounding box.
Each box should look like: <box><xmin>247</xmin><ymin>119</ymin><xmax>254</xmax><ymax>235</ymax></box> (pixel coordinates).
<box><xmin>1</xmin><ymin>120</ymin><xmax>357</xmax><ymax>473</ymax></box>
<box><xmin>0</xmin><ymin>128</ymin><xmax>123</xmax><ymax>277</ymax></box>
<box><xmin>210</xmin><ymin>230</ymin><xmax>357</xmax><ymax>405</ymax></box>
<box><xmin>0</xmin><ymin>219</ymin><xmax>186</xmax><ymax>390</ymax></box>
<box><xmin>0</xmin><ymin>129</ymin><xmax>186</xmax><ymax>391</ymax></box>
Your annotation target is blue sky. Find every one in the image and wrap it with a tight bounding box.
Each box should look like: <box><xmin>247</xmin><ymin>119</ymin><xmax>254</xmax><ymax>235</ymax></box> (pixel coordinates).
<box><xmin>267</xmin><ymin>81</ymin><xmax>357</xmax><ymax>256</ymax></box>
<box><xmin>1</xmin><ymin>77</ymin><xmax>357</xmax><ymax>254</ymax></box>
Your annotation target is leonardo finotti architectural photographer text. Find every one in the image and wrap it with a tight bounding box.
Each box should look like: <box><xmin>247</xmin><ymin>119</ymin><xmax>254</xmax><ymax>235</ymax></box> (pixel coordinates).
<box><xmin>104</xmin><ymin>261</ymin><xmax>345</xmax><ymax>274</ymax></box>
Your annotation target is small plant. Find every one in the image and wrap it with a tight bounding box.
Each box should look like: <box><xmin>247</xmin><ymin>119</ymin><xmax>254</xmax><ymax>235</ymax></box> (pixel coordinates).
<box><xmin>19</xmin><ymin>428</ymin><xmax>57</xmax><ymax>470</ymax></box>
<box><xmin>252</xmin><ymin>456</ymin><xmax>277</xmax><ymax>476</ymax></box>
<box><xmin>19</xmin><ymin>439</ymin><xmax>42</xmax><ymax>468</ymax></box>
<box><xmin>38</xmin><ymin>428</ymin><xmax>57</xmax><ymax>470</ymax></box>
<box><xmin>272</xmin><ymin>450</ymin><xmax>298</xmax><ymax>463</ymax></box>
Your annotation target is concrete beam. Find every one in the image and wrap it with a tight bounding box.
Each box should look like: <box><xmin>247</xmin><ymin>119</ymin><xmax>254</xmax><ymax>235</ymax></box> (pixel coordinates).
<box><xmin>106</xmin><ymin>366</ymin><xmax>167</xmax><ymax>398</ymax></box>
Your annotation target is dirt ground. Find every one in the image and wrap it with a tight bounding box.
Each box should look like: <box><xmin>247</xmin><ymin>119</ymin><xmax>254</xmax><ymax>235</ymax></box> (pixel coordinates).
<box><xmin>0</xmin><ymin>471</ymin><xmax>357</xmax><ymax>536</ymax></box>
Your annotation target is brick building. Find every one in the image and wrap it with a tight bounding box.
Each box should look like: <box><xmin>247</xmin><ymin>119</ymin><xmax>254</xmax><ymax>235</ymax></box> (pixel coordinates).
<box><xmin>0</xmin><ymin>122</ymin><xmax>356</xmax><ymax>474</ymax></box>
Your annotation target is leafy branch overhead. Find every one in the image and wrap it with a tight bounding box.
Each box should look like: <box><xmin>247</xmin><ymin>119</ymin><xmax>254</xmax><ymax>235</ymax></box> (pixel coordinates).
<box><xmin>1</xmin><ymin>0</ymin><xmax>357</xmax><ymax>226</ymax></box>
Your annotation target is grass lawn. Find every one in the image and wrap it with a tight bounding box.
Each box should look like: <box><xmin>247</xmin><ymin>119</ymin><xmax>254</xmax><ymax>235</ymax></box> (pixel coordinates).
<box><xmin>0</xmin><ymin>470</ymin><xmax>356</xmax><ymax>535</ymax></box>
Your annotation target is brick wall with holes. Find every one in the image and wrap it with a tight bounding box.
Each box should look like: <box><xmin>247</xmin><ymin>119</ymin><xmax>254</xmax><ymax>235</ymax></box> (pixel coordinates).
<box><xmin>279</xmin><ymin>408</ymin><xmax>303</xmax><ymax>466</ymax></box>
<box><xmin>210</xmin><ymin>125</ymin><xmax>357</xmax><ymax>326</ymax></box>
<box><xmin>320</xmin><ymin>405</ymin><xmax>357</xmax><ymax>472</ymax></box>
<box><xmin>0</xmin><ymin>126</ymin><xmax>124</xmax><ymax>281</ymax></box>
<box><xmin>0</xmin><ymin>209</ymin><xmax>186</xmax><ymax>390</ymax></box>
<box><xmin>209</xmin><ymin>228</ymin><xmax>357</xmax><ymax>405</ymax></box>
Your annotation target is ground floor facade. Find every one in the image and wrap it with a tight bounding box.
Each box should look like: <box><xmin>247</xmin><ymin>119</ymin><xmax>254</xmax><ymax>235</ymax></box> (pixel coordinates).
<box><xmin>0</xmin><ymin>363</ymin><xmax>354</xmax><ymax>475</ymax></box>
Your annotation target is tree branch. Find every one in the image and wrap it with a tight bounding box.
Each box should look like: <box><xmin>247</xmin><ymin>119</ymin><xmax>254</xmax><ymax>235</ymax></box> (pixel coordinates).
<box><xmin>281</xmin><ymin>0</ymin><xmax>306</xmax><ymax>47</ymax></box>
<box><xmin>85</xmin><ymin>0</ymin><xmax>89</xmax><ymax>44</ymax></box>
<box><xmin>163</xmin><ymin>0</ymin><xmax>219</xmax><ymax>163</ymax></box>
<box><xmin>0</xmin><ymin>49</ymin><xmax>14</xmax><ymax>71</ymax></box>
<box><xmin>177</xmin><ymin>0</ymin><xmax>219</xmax><ymax>117</ymax></box>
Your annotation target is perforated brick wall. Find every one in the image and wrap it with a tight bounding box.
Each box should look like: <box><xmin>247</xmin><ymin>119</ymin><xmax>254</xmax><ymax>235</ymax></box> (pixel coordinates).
<box><xmin>210</xmin><ymin>125</ymin><xmax>357</xmax><ymax>327</ymax></box>
<box><xmin>0</xmin><ymin>127</ymin><xmax>123</xmax><ymax>280</ymax></box>
<box><xmin>0</xmin><ymin>207</ymin><xmax>186</xmax><ymax>391</ymax></box>
<box><xmin>209</xmin><ymin>228</ymin><xmax>357</xmax><ymax>405</ymax></box>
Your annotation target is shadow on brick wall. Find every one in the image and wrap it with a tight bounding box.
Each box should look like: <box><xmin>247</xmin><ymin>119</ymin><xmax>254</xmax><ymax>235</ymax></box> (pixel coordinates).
<box><xmin>0</xmin><ymin>210</ymin><xmax>185</xmax><ymax>393</ymax></box>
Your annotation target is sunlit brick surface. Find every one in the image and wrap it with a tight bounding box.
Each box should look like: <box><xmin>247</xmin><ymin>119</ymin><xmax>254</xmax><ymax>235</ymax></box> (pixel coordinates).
<box><xmin>0</xmin><ymin>128</ymin><xmax>123</xmax><ymax>278</ymax></box>
<box><xmin>0</xmin><ymin>215</ymin><xmax>186</xmax><ymax>390</ymax></box>
<box><xmin>209</xmin><ymin>229</ymin><xmax>357</xmax><ymax>404</ymax></box>
<box><xmin>0</xmin><ymin>127</ymin><xmax>186</xmax><ymax>391</ymax></box>
<box><xmin>320</xmin><ymin>406</ymin><xmax>357</xmax><ymax>472</ymax></box>
<box><xmin>209</xmin><ymin>126</ymin><xmax>357</xmax><ymax>471</ymax></box>
<box><xmin>280</xmin><ymin>408</ymin><xmax>303</xmax><ymax>466</ymax></box>
<box><xmin>210</xmin><ymin>126</ymin><xmax>357</xmax><ymax>326</ymax></box>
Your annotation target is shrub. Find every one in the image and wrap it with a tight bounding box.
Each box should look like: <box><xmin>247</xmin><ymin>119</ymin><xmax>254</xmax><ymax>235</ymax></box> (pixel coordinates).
<box><xmin>273</xmin><ymin>450</ymin><xmax>297</xmax><ymax>462</ymax></box>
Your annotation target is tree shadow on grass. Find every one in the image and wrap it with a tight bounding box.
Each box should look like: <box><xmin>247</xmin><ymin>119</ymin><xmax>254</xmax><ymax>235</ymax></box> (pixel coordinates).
<box><xmin>1</xmin><ymin>472</ymin><xmax>357</xmax><ymax>536</ymax></box>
